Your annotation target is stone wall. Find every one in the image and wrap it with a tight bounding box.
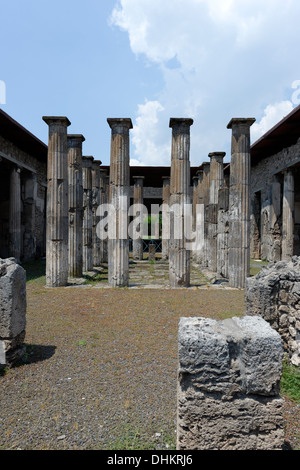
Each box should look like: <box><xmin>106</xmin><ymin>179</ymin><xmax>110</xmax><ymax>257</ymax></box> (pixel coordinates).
<box><xmin>246</xmin><ymin>256</ymin><xmax>300</xmax><ymax>366</ymax></box>
<box><xmin>0</xmin><ymin>135</ymin><xmax>47</xmax><ymax>261</ymax></box>
<box><xmin>250</xmin><ymin>137</ymin><xmax>300</xmax><ymax>262</ymax></box>
<box><xmin>177</xmin><ymin>316</ymin><xmax>284</xmax><ymax>450</ymax></box>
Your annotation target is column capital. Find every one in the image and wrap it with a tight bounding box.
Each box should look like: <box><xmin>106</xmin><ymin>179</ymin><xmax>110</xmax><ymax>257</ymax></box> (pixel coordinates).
<box><xmin>227</xmin><ymin>118</ymin><xmax>256</xmax><ymax>130</ymax></box>
<box><xmin>107</xmin><ymin>118</ymin><xmax>133</xmax><ymax>131</ymax></box>
<box><xmin>82</xmin><ymin>156</ymin><xmax>94</xmax><ymax>167</ymax></box>
<box><xmin>208</xmin><ymin>151</ymin><xmax>226</xmax><ymax>160</ymax></box>
<box><xmin>92</xmin><ymin>159</ymin><xmax>102</xmax><ymax>167</ymax></box>
<box><xmin>42</xmin><ymin>116</ymin><xmax>71</xmax><ymax>127</ymax></box>
<box><xmin>67</xmin><ymin>134</ymin><xmax>85</xmax><ymax>148</ymax></box>
<box><xmin>132</xmin><ymin>175</ymin><xmax>145</xmax><ymax>181</ymax></box>
<box><xmin>169</xmin><ymin>118</ymin><xmax>193</xmax><ymax>129</ymax></box>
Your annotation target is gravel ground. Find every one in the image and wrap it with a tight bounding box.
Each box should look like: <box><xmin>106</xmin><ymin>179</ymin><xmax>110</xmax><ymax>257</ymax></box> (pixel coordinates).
<box><xmin>0</xmin><ymin>261</ymin><xmax>299</xmax><ymax>450</ymax></box>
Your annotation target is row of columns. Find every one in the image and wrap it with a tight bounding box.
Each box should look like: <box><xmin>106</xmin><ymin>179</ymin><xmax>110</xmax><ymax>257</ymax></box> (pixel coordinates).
<box><xmin>43</xmin><ymin>114</ymin><xmax>256</xmax><ymax>289</ymax></box>
<box><xmin>43</xmin><ymin>116</ymin><xmax>109</xmax><ymax>287</ymax></box>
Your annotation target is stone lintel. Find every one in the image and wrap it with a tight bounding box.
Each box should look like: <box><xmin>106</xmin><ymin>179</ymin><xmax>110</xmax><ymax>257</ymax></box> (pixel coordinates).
<box><xmin>227</xmin><ymin>118</ymin><xmax>256</xmax><ymax>129</ymax></box>
<box><xmin>107</xmin><ymin>118</ymin><xmax>133</xmax><ymax>130</ymax></box>
<box><xmin>42</xmin><ymin>116</ymin><xmax>71</xmax><ymax>127</ymax></box>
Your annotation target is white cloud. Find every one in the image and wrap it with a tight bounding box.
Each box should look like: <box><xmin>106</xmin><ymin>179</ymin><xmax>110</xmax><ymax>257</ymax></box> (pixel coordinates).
<box><xmin>110</xmin><ymin>0</ymin><xmax>300</xmax><ymax>164</ymax></box>
<box><xmin>131</xmin><ymin>100</ymin><xmax>170</xmax><ymax>165</ymax></box>
<box><xmin>251</xmin><ymin>101</ymin><xmax>294</xmax><ymax>143</ymax></box>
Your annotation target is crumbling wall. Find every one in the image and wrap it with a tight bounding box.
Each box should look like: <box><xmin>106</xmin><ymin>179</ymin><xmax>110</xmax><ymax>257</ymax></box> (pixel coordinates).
<box><xmin>177</xmin><ymin>316</ymin><xmax>284</xmax><ymax>450</ymax></box>
<box><xmin>0</xmin><ymin>258</ymin><xmax>26</xmax><ymax>367</ymax></box>
<box><xmin>246</xmin><ymin>256</ymin><xmax>300</xmax><ymax>366</ymax></box>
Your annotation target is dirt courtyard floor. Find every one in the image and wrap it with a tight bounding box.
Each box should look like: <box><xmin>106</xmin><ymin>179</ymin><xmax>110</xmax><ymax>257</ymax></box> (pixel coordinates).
<box><xmin>0</xmin><ymin>259</ymin><xmax>300</xmax><ymax>450</ymax></box>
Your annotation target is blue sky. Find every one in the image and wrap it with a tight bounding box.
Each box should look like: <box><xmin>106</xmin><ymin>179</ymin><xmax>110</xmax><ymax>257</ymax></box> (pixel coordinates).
<box><xmin>1</xmin><ymin>0</ymin><xmax>300</xmax><ymax>166</ymax></box>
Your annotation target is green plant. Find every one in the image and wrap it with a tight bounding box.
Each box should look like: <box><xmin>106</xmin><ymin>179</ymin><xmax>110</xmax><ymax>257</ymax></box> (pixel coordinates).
<box><xmin>281</xmin><ymin>360</ymin><xmax>300</xmax><ymax>403</ymax></box>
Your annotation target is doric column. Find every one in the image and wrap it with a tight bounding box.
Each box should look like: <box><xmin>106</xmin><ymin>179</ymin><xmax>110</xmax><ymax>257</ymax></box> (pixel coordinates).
<box><xmin>227</xmin><ymin>118</ymin><xmax>255</xmax><ymax>289</ymax></box>
<box><xmin>23</xmin><ymin>172</ymin><xmax>37</xmax><ymax>262</ymax></box>
<box><xmin>82</xmin><ymin>156</ymin><xmax>94</xmax><ymax>272</ymax></box>
<box><xmin>162</xmin><ymin>176</ymin><xmax>171</xmax><ymax>260</ymax></box>
<box><xmin>9</xmin><ymin>166</ymin><xmax>22</xmax><ymax>263</ymax></box>
<box><xmin>201</xmin><ymin>162</ymin><xmax>210</xmax><ymax>268</ymax></box>
<box><xmin>92</xmin><ymin>160</ymin><xmax>102</xmax><ymax>267</ymax></box>
<box><xmin>132</xmin><ymin>176</ymin><xmax>145</xmax><ymax>260</ymax></box>
<box><xmin>99</xmin><ymin>168</ymin><xmax>109</xmax><ymax>263</ymax></box>
<box><xmin>43</xmin><ymin>116</ymin><xmax>70</xmax><ymax>287</ymax></box>
<box><xmin>169</xmin><ymin>118</ymin><xmax>193</xmax><ymax>288</ymax></box>
<box><xmin>107</xmin><ymin>118</ymin><xmax>132</xmax><ymax>287</ymax></box>
<box><xmin>193</xmin><ymin>169</ymin><xmax>204</xmax><ymax>264</ymax></box>
<box><xmin>207</xmin><ymin>152</ymin><xmax>225</xmax><ymax>272</ymax></box>
<box><xmin>282</xmin><ymin>169</ymin><xmax>294</xmax><ymax>261</ymax></box>
<box><xmin>67</xmin><ymin>134</ymin><xmax>85</xmax><ymax>278</ymax></box>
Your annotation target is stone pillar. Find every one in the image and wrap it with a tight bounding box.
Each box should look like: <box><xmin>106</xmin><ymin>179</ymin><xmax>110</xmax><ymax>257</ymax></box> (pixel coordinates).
<box><xmin>9</xmin><ymin>166</ymin><xmax>22</xmax><ymax>263</ymax></box>
<box><xmin>177</xmin><ymin>316</ymin><xmax>284</xmax><ymax>450</ymax></box>
<box><xmin>227</xmin><ymin>118</ymin><xmax>255</xmax><ymax>289</ymax></box>
<box><xmin>217</xmin><ymin>185</ymin><xmax>230</xmax><ymax>279</ymax></box>
<box><xmin>207</xmin><ymin>152</ymin><xmax>225</xmax><ymax>273</ymax></box>
<box><xmin>92</xmin><ymin>160</ymin><xmax>102</xmax><ymax>267</ymax></box>
<box><xmin>162</xmin><ymin>176</ymin><xmax>170</xmax><ymax>260</ymax></box>
<box><xmin>23</xmin><ymin>173</ymin><xmax>37</xmax><ymax>262</ymax></box>
<box><xmin>132</xmin><ymin>176</ymin><xmax>145</xmax><ymax>260</ymax></box>
<box><xmin>99</xmin><ymin>169</ymin><xmax>109</xmax><ymax>263</ymax></box>
<box><xmin>107</xmin><ymin>118</ymin><xmax>132</xmax><ymax>287</ymax></box>
<box><xmin>193</xmin><ymin>170</ymin><xmax>205</xmax><ymax>264</ymax></box>
<box><xmin>282</xmin><ymin>169</ymin><xmax>294</xmax><ymax>261</ymax></box>
<box><xmin>82</xmin><ymin>156</ymin><xmax>94</xmax><ymax>272</ymax></box>
<box><xmin>43</xmin><ymin>116</ymin><xmax>70</xmax><ymax>287</ymax></box>
<box><xmin>202</xmin><ymin>162</ymin><xmax>210</xmax><ymax>268</ymax></box>
<box><xmin>67</xmin><ymin>134</ymin><xmax>85</xmax><ymax>278</ymax></box>
<box><xmin>169</xmin><ymin>118</ymin><xmax>193</xmax><ymax>288</ymax></box>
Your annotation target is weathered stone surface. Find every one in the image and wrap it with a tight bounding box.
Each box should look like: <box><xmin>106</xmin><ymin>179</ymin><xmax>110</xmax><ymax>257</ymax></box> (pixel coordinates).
<box><xmin>0</xmin><ymin>258</ymin><xmax>26</xmax><ymax>366</ymax></box>
<box><xmin>246</xmin><ymin>256</ymin><xmax>300</xmax><ymax>366</ymax></box>
<box><xmin>177</xmin><ymin>315</ymin><xmax>284</xmax><ymax>450</ymax></box>
<box><xmin>227</xmin><ymin>118</ymin><xmax>255</xmax><ymax>288</ymax></box>
<box><xmin>169</xmin><ymin>118</ymin><xmax>193</xmax><ymax>288</ymax></box>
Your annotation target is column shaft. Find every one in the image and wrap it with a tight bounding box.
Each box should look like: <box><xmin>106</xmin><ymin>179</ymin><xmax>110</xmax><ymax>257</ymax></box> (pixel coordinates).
<box><xmin>227</xmin><ymin>118</ymin><xmax>255</xmax><ymax>289</ymax></box>
<box><xmin>132</xmin><ymin>176</ymin><xmax>145</xmax><ymax>260</ymax></box>
<box><xmin>107</xmin><ymin>118</ymin><xmax>132</xmax><ymax>287</ymax></box>
<box><xmin>162</xmin><ymin>176</ymin><xmax>171</xmax><ymax>260</ymax></box>
<box><xmin>169</xmin><ymin>118</ymin><xmax>193</xmax><ymax>288</ymax></box>
<box><xmin>82</xmin><ymin>156</ymin><xmax>94</xmax><ymax>272</ymax></box>
<box><xmin>207</xmin><ymin>152</ymin><xmax>225</xmax><ymax>272</ymax></box>
<box><xmin>9</xmin><ymin>167</ymin><xmax>22</xmax><ymax>263</ymax></box>
<box><xmin>67</xmin><ymin>135</ymin><xmax>84</xmax><ymax>278</ymax></box>
<box><xmin>43</xmin><ymin>116</ymin><xmax>70</xmax><ymax>287</ymax></box>
<box><xmin>282</xmin><ymin>169</ymin><xmax>294</xmax><ymax>260</ymax></box>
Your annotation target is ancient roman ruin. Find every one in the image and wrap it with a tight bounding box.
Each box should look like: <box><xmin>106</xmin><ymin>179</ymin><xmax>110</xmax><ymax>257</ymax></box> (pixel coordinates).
<box><xmin>1</xmin><ymin>104</ymin><xmax>300</xmax><ymax>449</ymax></box>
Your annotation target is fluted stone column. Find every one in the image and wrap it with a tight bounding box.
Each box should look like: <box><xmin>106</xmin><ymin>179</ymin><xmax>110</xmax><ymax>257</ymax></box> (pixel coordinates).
<box><xmin>82</xmin><ymin>156</ymin><xmax>94</xmax><ymax>272</ymax></box>
<box><xmin>43</xmin><ymin>116</ymin><xmax>71</xmax><ymax>287</ymax></box>
<box><xmin>227</xmin><ymin>118</ymin><xmax>255</xmax><ymax>289</ymax></box>
<box><xmin>23</xmin><ymin>173</ymin><xmax>37</xmax><ymax>262</ymax></box>
<box><xmin>162</xmin><ymin>176</ymin><xmax>171</xmax><ymax>260</ymax></box>
<box><xmin>107</xmin><ymin>118</ymin><xmax>132</xmax><ymax>287</ymax></box>
<box><xmin>92</xmin><ymin>160</ymin><xmax>102</xmax><ymax>267</ymax></box>
<box><xmin>99</xmin><ymin>169</ymin><xmax>109</xmax><ymax>263</ymax></box>
<box><xmin>193</xmin><ymin>170</ymin><xmax>205</xmax><ymax>264</ymax></box>
<box><xmin>67</xmin><ymin>134</ymin><xmax>85</xmax><ymax>278</ymax></box>
<box><xmin>282</xmin><ymin>169</ymin><xmax>294</xmax><ymax>261</ymax></box>
<box><xmin>169</xmin><ymin>118</ymin><xmax>193</xmax><ymax>288</ymax></box>
<box><xmin>132</xmin><ymin>176</ymin><xmax>145</xmax><ymax>260</ymax></box>
<box><xmin>207</xmin><ymin>152</ymin><xmax>225</xmax><ymax>272</ymax></box>
<box><xmin>9</xmin><ymin>166</ymin><xmax>22</xmax><ymax>263</ymax></box>
<box><xmin>202</xmin><ymin>162</ymin><xmax>210</xmax><ymax>268</ymax></box>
